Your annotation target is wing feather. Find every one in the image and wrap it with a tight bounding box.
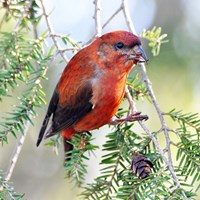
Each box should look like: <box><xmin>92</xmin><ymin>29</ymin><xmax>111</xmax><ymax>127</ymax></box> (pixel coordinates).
<box><xmin>37</xmin><ymin>51</ymin><xmax>96</xmax><ymax>145</ymax></box>
<box><xmin>44</xmin><ymin>82</ymin><xmax>93</xmax><ymax>138</ymax></box>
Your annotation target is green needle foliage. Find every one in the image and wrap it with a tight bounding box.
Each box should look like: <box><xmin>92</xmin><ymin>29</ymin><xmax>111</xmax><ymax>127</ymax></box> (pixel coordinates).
<box><xmin>78</xmin><ymin>96</ymin><xmax>200</xmax><ymax>199</ymax></box>
<box><xmin>80</xmin><ymin>122</ymin><xmax>197</xmax><ymax>199</ymax></box>
<box><xmin>65</xmin><ymin>133</ymin><xmax>99</xmax><ymax>186</ymax></box>
<box><xmin>165</xmin><ymin>110</ymin><xmax>200</xmax><ymax>192</ymax></box>
<box><xmin>0</xmin><ymin>1</ymin><xmax>79</xmax><ymax>199</ymax></box>
<box><xmin>0</xmin><ymin>1</ymin><xmax>200</xmax><ymax>200</ymax></box>
<box><xmin>0</xmin><ymin>31</ymin><xmax>52</xmax><ymax>143</ymax></box>
<box><xmin>141</xmin><ymin>26</ymin><xmax>168</xmax><ymax>56</ymax></box>
<box><xmin>1</xmin><ymin>0</ymin><xmax>41</xmax><ymax>29</ymax></box>
<box><xmin>0</xmin><ymin>175</ymin><xmax>24</xmax><ymax>200</ymax></box>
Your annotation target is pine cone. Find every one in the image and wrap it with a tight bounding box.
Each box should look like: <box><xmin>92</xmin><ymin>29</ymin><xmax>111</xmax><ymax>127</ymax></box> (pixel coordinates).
<box><xmin>131</xmin><ymin>154</ymin><xmax>153</xmax><ymax>179</ymax></box>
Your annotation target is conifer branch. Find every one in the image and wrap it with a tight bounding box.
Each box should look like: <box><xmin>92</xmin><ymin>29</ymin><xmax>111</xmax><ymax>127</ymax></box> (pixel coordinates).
<box><xmin>3</xmin><ymin>121</ymin><xmax>30</xmax><ymax>182</ymax></box>
<box><xmin>0</xmin><ymin>1</ymin><xmax>199</xmax><ymax>199</ymax></box>
<box><xmin>139</xmin><ymin>63</ymin><xmax>180</xmax><ymax>188</ymax></box>
<box><xmin>122</xmin><ymin>0</ymin><xmax>188</xmax><ymax>197</ymax></box>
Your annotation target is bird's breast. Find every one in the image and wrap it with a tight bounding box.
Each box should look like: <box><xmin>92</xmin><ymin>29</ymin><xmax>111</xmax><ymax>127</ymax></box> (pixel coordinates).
<box><xmin>92</xmin><ymin>73</ymin><xmax>126</xmax><ymax>107</ymax></box>
<box><xmin>74</xmin><ymin>73</ymin><xmax>127</xmax><ymax>131</ymax></box>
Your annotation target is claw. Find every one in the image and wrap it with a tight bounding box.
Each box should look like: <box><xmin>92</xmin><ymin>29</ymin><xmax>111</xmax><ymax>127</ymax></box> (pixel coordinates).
<box><xmin>126</xmin><ymin>112</ymin><xmax>149</xmax><ymax>122</ymax></box>
<box><xmin>114</xmin><ymin>112</ymin><xmax>148</xmax><ymax>123</ymax></box>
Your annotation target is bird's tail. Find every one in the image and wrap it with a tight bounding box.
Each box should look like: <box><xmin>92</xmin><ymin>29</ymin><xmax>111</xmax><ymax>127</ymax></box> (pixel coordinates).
<box><xmin>36</xmin><ymin>114</ymin><xmax>51</xmax><ymax>147</ymax></box>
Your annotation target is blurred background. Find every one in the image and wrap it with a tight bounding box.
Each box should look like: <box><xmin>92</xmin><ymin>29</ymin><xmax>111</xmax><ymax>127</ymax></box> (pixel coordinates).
<box><xmin>0</xmin><ymin>0</ymin><xmax>200</xmax><ymax>199</ymax></box>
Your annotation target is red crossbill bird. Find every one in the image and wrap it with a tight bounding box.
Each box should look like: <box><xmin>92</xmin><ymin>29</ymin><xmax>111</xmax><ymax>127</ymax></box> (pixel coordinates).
<box><xmin>36</xmin><ymin>30</ymin><xmax>148</xmax><ymax>158</ymax></box>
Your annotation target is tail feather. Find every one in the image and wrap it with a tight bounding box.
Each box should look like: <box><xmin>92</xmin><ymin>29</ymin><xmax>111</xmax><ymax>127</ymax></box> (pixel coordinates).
<box><xmin>37</xmin><ymin>88</ymin><xmax>59</xmax><ymax>147</ymax></box>
<box><xmin>36</xmin><ymin>114</ymin><xmax>51</xmax><ymax>147</ymax></box>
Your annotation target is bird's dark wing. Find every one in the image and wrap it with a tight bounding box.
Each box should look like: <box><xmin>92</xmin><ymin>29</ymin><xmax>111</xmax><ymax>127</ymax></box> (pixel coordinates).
<box><xmin>36</xmin><ymin>81</ymin><xmax>93</xmax><ymax>146</ymax></box>
<box><xmin>36</xmin><ymin>48</ymin><xmax>97</xmax><ymax>147</ymax></box>
<box><xmin>47</xmin><ymin>82</ymin><xmax>93</xmax><ymax>136</ymax></box>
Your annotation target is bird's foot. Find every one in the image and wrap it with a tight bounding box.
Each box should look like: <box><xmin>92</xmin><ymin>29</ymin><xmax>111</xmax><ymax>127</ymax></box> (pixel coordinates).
<box><xmin>79</xmin><ymin>131</ymin><xmax>92</xmax><ymax>149</ymax></box>
<box><xmin>114</xmin><ymin>112</ymin><xmax>148</xmax><ymax>124</ymax></box>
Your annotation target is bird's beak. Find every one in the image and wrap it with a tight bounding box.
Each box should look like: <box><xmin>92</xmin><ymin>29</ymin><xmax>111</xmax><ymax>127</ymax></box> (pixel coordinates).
<box><xmin>129</xmin><ymin>46</ymin><xmax>149</xmax><ymax>64</ymax></box>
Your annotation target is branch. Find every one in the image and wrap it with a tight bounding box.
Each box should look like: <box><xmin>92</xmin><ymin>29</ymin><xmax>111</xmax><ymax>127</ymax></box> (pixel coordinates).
<box><xmin>84</xmin><ymin>5</ymin><xmax>122</xmax><ymax>46</ymax></box>
<box><xmin>3</xmin><ymin>121</ymin><xmax>30</xmax><ymax>182</ymax></box>
<box><xmin>125</xmin><ymin>86</ymin><xmax>137</xmax><ymax>114</ymax></box>
<box><xmin>40</xmin><ymin>0</ymin><xmax>68</xmax><ymax>63</ymax></box>
<box><xmin>121</xmin><ymin>0</ymin><xmax>137</xmax><ymax>34</ymax></box>
<box><xmin>1</xmin><ymin>61</ymin><xmax>50</xmax><ymax>180</ymax></box>
<box><xmin>59</xmin><ymin>47</ymin><xmax>80</xmax><ymax>53</ymax></box>
<box><xmin>102</xmin><ymin>6</ymin><xmax>122</xmax><ymax>29</ymax></box>
<box><xmin>0</xmin><ymin>0</ymin><xmax>45</xmax><ymax>187</ymax></box>
<box><xmin>122</xmin><ymin>0</ymin><xmax>185</xmax><ymax>193</ymax></box>
<box><xmin>139</xmin><ymin>63</ymin><xmax>176</xmax><ymax>183</ymax></box>
<box><xmin>3</xmin><ymin>10</ymin><xmax>40</xmax><ymax>181</ymax></box>
<box><xmin>125</xmin><ymin>86</ymin><xmax>180</xmax><ymax>185</ymax></box>
<box><xmin>93</xmin><ymin>0</ymin><xmax>102</xmax><ymax>37</ymax></box>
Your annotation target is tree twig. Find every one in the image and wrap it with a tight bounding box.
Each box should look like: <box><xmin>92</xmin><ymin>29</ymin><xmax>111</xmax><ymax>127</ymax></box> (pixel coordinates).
<box><xmin>122</xmin><ymin>0</ymin><xmax>184</xmax><ymax>192</ymax></box>
<box><xmin>102</xmin><ymin>6</ymin><xmax>122</xmax><ymax>29</ymax></box>
<box><xmin>121</xmin><ymin>0</ymin><xmax>136</xmax><ymax>34</ymax></box>
<box><xmin>84</xmin><ymin>5</ymin><xmax>122</xmax><ymax>46</ymax></box>
<box><xmin>59</xmin><ymin>47</ymin><xmax>80</xmax><ymax>53</ymax></box>
<box><xmin>40</xmin><ymin>0</ymin><xmax>68</xmax><ymax>63</ymax></box>
<box><xmin>3</xmin><ymin>121</ymin><xmax>30</xmax><ymax>182</ymax></box>
<box><xmin>139</xmin><ymin>63</ymin><xmax>177</xmax><ymax>185</ymax></box>
<box><xmin>125</xmin><ymin>86</ymin><xmax>180</xmax><ymax>185</ymax></box>
<box><xmin>93</xmin><ymin>0</ymin><xmax>102</xmax><ymax>38</ymax></box>
<box><xmin>125</xmin><ymin>86</ymin><xmax>137</xmax><ymax>114</ymax></box>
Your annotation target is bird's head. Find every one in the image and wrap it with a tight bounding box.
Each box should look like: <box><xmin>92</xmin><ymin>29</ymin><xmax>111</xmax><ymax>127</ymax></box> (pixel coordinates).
<box><xmin>95</xmin><ymin>30</ymin><xmax>148</xmax><ymax>73</ymax></box>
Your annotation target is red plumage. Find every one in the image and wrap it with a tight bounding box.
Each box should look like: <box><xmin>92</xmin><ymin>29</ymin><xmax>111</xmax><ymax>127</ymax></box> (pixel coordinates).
<box><xmin>37</xmin><ymin>30</ymin><xmax>148</xmax><ymax>159</ymax></box>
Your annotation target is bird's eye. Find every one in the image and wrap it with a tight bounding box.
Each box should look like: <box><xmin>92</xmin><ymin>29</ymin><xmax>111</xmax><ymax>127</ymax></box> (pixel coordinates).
<box><xmin>115</xmin><ymin>42</ymin><xmax>124</xmax><ymax>49</ymax></box>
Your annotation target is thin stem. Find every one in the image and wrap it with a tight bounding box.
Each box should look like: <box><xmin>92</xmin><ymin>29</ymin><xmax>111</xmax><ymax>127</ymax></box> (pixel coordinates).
<box><xmin>139</xmin><ymin>63</ymin><xmax>175</xmax><ymax>175</ymax></box>
<box><xmin>139</xmin><ymin>120</ymin><xmax>179</xmax><ymax>185</ymax></box>
<box><xmin>102</xmin><ymin>6</ymin><xmax>122</xmax><ymax>29</ymax></box>
<box><xmin>125</xmin><ymin>86</ymin><xmax>137</xmax><ymax>114</ymax></box>
<box><xmin>122</xmin><ymin>0</ymin><xmax>183</xmax><ymax>191</ymax></box>
<box><xmin>121</xmin><ymin>0</ymin><xmax>137</xmax><ymax>34</ymax></box>
<box><xmin>93</xmin><ymin>0</ymin><xmax>102</xmax><ymax>37</ymax></box>
<box><xmin>40</xmin><ymin>0</ymin><xmax>68</xmax><ymax>63</ymax></box>
<box><xmin>84</xmin><ymin>5</ymin><xmax>122</xmax><ymax>46</ymax></box>
<box><xmin>125</xmin><ymin>87</ymin><xmax>177</xmax><ymax>182</ymax></box>
<box><xmin>3</xmin><ymin>1</ymin><xmax>39</xmax><ymax>180</ymax></box>
<box><xmin>105</xmin><ymin>148</ymin><xmax>122</xmax><ymax>199</ymax></box>
<box><xmin>139</xmin><ymin>63</ymin><xmax>187</xmax><ymax>196</ymax></box>
<box><xmin>59</xmin><ymin>47</ymin><xmax>80</xmax><ymax>53</ymax></box>
<box><xmin>3</xmin><ymin>121</ymin><xmax>30</xmax><ymax>182</ymax></box>
<box><xmin>125</xmin><ymin>85</ymin><xmax>136</xmax><ymax>126</ymax></box>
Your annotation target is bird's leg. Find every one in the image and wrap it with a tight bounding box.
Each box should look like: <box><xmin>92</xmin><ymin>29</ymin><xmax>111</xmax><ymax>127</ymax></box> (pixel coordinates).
<box><xmin>79</xmin><ymin>131</ymin><xmax>92</xmax><ymax>149</ymax></box>
<box><xmin>111</xmin><ymin>112</ymin><xmax>148</xmax><ymax>125</ymax></box>
<box><xmin>112</xmin><ymin>86</ymin><xmax>148</xmax><ymax>124</ymax></box>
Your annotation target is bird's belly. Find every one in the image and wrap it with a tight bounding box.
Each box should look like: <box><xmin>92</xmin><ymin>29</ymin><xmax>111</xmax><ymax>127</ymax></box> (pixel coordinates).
<box><xmin>74</xmin><ymin>93</ymin><xmax>123</xmax><ymax>132</ymax></box>
<box><xmin>73</xmin><ymin>73</ymin><xmax>127</xmax><ymax>132</ymax></box>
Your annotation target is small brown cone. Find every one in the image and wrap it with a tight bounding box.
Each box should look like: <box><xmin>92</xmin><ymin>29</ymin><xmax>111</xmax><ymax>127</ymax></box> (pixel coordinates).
<box><xmin>131</xmin><ymin>154</ymin><xmax>153</xmax><ymax>179</ymax></box>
